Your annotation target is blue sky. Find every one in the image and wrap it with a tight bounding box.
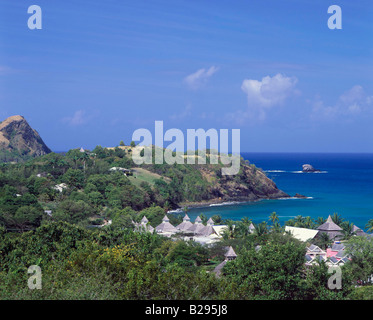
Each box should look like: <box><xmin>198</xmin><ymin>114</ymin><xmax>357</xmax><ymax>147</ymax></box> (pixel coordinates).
<box><xmin>0</xmin><ymin>0</ymin><xmax>372</xmax><ymax>152</ymax></box>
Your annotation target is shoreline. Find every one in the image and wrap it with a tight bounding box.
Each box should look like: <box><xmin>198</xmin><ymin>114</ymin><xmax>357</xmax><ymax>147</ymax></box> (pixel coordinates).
<box><xmin>171</xmin><ymin>193</ymin><xmax>294</xmax><ymax>212</ymax></box>
<box><xmin>168</xmin><ymin>193</ymin><xmax>315</xmax><ymax>214</ymax></box>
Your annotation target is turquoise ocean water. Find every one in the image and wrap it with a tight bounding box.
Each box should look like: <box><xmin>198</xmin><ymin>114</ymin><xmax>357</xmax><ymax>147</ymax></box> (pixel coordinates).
<box><xmin>184</xmin><ymin>153</ymin><xmax>373</xmax><ymax>231</ymax></box>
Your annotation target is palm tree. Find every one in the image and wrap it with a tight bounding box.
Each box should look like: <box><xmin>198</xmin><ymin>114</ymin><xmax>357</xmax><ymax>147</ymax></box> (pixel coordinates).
<box><xmin>304</xmin><ymin>216</ymin><xmax>315</xmax><ymax>229</ymax></box>
<box><xmin>341</xmin><ymin>221</ymin><xmax>356</xmax><ymax>240</ymax></box>
<box><xmin>316</xmin><ymin>232</ymin><xmax>332</xmax><ymax>250</ymax></box>
<box><xmin>81</xmin><ymin>151</ymin><xmax>89</xmax><ymax>172</ymax></box>
<box><xmin>285</xmin><ymin>219</ymin><xmax>295</xmax><ymax>227</ymax></box>
<box><xmin>271</xmin><ymin>221</ymin><xmax>284</xmax><ymax>233</ymax></box>
<box><xmin>222</xmin><ymin>220</ymin><xmax>235</xmax><ymax>239</ymax></box>
<box><xmin>241</xmin><ymin>216</ymin><xmax>252</xmax><ymax>226</ymax></box>
<box><xmin>212</xmin><ymin>214</ymin><xmax>222</xmax><ymax>224</ymax></box>
<box><xmin>331</xmin><ymin>212</ymin><xmax>344</xmax><ymax>226</ymax></box>
<box><xmin>294</xmin><ymin>215</ymin><xmax>305</xmax><ymax>227</ymax></box>
<box><xmin>200</xmin><ymin>213</ymin><xmax>208</xmax><ymax>225</ymax></box>
<box><xmin>269</xmin><ymin>212</ymin><xmax>279</xmax><ymax>225</ymax></box>
<box><xmin>254</xmin><ymin>222</ymin><xmax>268</xmax><ymax>237</ymax></box>
<box><xmin>235</xmin><ymin>222</ymin><xmax>250</xmax><ymax>238</ymax></box>
<box><xmin>315</xmin><ymin>216</ymin><xmax>326</xmax><ymax>227</ymax></box>
<box><xmin>365</xmin><ymin>219</ymin><xmax>373</xmax><ymax>233</ymax></box>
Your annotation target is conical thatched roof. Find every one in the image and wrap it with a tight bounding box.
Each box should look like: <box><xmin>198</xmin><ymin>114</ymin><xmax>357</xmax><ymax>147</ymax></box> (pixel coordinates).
<box><xmin>206</xmin><ymin>218</ymin><xmax>214</xmax><ymax>226</ymax></box>
<box><xmin>352</xmin><ymin>225</ymin><xmax>365</xmax><ymax>236</ymax></box>
<box><xmin>186</xmin><ymin>216</ymin><xmax>204</xmax><ymax>234</ymax></box>
<box><xmin>156</xmin><ymin>216</ymin><xmax>178</xmax><ymax>233</ymax></box>
<box><xmin>135</xmin><ymin>223</ymin><xmax>154</xmax><ymax>233</ymax></box>
<box><xmin>187</xmin><ymin>222</ymin><xmax>205</xmax><ymax>234</ymax></box>
<box><xmin>225</xmin><ymin>246</ymin><xmax>237</xmax><ymax>259</ymax></box>
<box><xmin>162</xmin><ymin>215</ymin><xmax>170</xmax><ymax>222</ymax></box>
<box><xmin>316</xmin><ymin>215</ymin><xmax>343</xmax><ymax>240</ymax></box>
<box><xmin>194</xmin><ymin>216</ymin><xmax>202</xmax><ymax>223</ymax></box>
<box><xmin>197</xmin><ymin>224</ymin><xmax>215</xmax><ymax>237</ymax></box>
<box><xmin>317</xmin><ymin>215</ymin><xmax>343</xmax><ymax>231</ymax></box>
<box><xmin>134</xmin><ymin>216</ymin><xmax>154</xmax><ymax>233</ymax></box>
<box><xmin>140</xmin><ymin>216</ymin><xmax>149</xmax><ymax>224</ymax></box>
<box><xmin>176</xmin><ymin>214</ymin><xmax>194</xmax><ymax>231</ymax></box>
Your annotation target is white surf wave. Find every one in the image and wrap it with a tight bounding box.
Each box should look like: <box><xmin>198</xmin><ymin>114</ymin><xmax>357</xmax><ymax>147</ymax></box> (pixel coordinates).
<box><xmin>277</xmin><ymin>196</ymin><xmax>314</xmax><ymax>200</ymax></box>
<box><xmin>265</xmin><ymin>170</ymin><xmax>328</xmax><ymax>174</ymax></box>
<box><xmin>291</xmin><ymin>171</ymin><xmax>328</xmax><ymax>174</ymax></box>
<box><xmin>167</xmin><ymin>208</ymin><xmax>184</xmax><ymax>214</ymax></box>
<box><xmin>209</xmin><ymin>201</ymin><xmax>241</xmax><ymax>207</ymax></box>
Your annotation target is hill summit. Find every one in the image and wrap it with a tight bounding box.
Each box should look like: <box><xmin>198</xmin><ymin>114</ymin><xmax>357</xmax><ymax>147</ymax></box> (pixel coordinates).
<box><xmin>0</xmin><ymin>115</ymin><xmax>51</xmax><ymax>162</ymax></box>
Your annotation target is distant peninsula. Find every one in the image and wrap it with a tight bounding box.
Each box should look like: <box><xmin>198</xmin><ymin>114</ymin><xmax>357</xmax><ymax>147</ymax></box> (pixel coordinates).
<box><xmin>0</xmin><ymin>115</ymin><xmax>290</xmax><ymax>207</ymax></box>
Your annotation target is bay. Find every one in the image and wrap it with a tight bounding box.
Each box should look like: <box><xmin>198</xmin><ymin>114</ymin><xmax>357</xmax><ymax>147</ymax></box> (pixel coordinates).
<box><xmin>185</xmin><ymin>153</ymin><xmax>373</xmax><ymax>231</ymax></box>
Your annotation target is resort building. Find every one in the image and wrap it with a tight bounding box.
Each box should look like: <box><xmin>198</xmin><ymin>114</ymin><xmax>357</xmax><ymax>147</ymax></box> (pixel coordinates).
<box><xmin>53</xmin><ymin>183</ymin><xmax>68</xmax><ymax>193</ymax></box>
<box><xmin>352</xmin><ymin>225</ymin><xmax>366</xmax><ymax>237</ymax></box>
<box><xmin>132</xmin><ymin>214</ymin><xmax>227</xmax><ymax>244</ymax></box>
<box><xmin>305</xmin><ymin>242</ymin><xmax>350</xmax><ymax>267</ymax></box>
<box><xmin>285</xmin><ymin>226</ymin><xmax>319</xmax><ymax>242</ymax></box>
<box><xmin>134</xmin><ymin>216</ymin><xmax>154</xmax><ymax>233</ymax></box>
<box><xmin>187</xmin><ymin>216</ymin><xmax>205</xmax><ymax>235</ymax></box>
<box><xmin>176</xmin><ymin>214</ymin><xmax>194</xmax><ymax>232</ymax></box>
<box><xmin>316</xmin><ymin>215</ymin><xmax>344</xmax><ymax>240</ymax></box>
<box><xmin>155</xmin><ymin>215</ymin><xmax>179</xmax><ymax>236</ymax></box>
<box><xmin>213</xmin><ymin>246</ymin><xmax>238</xmax><ymax>277</ymax></box>
<box><xmin>198</xmin><ymin>218</ymin><xmax>215</xmax><ymax>237</ymax></box>
<box><xmin>248</xmin><ymin>223</ymin><xmax>256</xmax><ymax>234</ymax></box>
<box><xmin>306</xmin><ymin>244</ymin><xmax>326</xmax><ymax>259</ymax></box>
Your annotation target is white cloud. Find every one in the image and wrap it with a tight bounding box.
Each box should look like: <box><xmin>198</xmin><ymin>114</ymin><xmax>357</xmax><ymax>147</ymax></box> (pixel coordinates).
<box><xmin>241</xmin><ymin>73</ymin><xmax>298</xmax><ymax>108</ymax></box>
<box><xmin>184</xmin><ymin>66</ymin><xmax>219</xmax><ymax>89</ymax></box>
<box><xmin>227</xmin><ymin>73</ymin><xmax>299</xmax><ymax>123</ymax></box>
<box><xmin>63</xmin><ymin>110</ymin><xmax>87</xmax><ymax>126</ymax></box>
<box><xmin>311</xmin><ymin>85</ymin><xmax>373</xmax><ymax>120</ymax></box>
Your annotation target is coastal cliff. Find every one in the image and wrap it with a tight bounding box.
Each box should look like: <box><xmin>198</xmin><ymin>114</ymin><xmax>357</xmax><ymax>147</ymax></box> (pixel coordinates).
<box><xmin>143</xmin><ymin>158</ymin><xmax>289</xmax><ymax>208</ymax></box>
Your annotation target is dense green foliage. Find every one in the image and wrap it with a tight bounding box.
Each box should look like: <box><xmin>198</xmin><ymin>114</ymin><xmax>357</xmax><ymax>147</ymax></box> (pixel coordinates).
<box><xmin>0</xmin><ymin>221</ymin><xmax>362</xmax><ymax>300</ymax></box>
<box><xmin>0</xmin><ymin>147</ymin><xmax>372</xmax><ymax>300</ymax></box>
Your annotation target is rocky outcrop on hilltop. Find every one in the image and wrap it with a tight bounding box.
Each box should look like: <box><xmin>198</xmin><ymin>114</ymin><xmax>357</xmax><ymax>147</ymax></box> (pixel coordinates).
<box><xmin>0</xmin><ymin>115</ymin><xmax>51</xmax><ymax>161</ymax></box>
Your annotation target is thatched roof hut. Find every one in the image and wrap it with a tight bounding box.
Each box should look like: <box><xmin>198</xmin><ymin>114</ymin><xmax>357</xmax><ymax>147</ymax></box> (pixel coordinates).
<box><xmin>225</xmin><ymin>246</ymin><xmax>237</xmax><ymax>261</ymax></box>
<box><xmin>198</xmin><ymin>217</ymin><xmax>216</xmax><ymax>236</ymax></box>
<box><xmin>206</xmin><ymin>218</ymin><xmax>214</xmax><ymax>226</ymax></box>
<box><xmin>155</xmin><ymin>215</ymin><xmax>178</xmax><ymax>234</ymax></box>
<box><xmin>213</xmin><ymin>246</ymin><xmax>238</xmax><ymax>277</ymax></box>
<box><xmin>141</xmin><ymin>216</ymin><xmax>149</xmax><ymax>224</ymax></box>
<box><xmin>352</xmin><ymin>225</ymin><xmax>366</xmax><ymax>236</ymax></box>
<box><xmin>134</xmin><ymin>216</ymin><xmax>154</xmax><ymax>233</ymax></box>
<box><xmin>187</xmin><ymin>216</ymin><xmax>205</xmax><ymax>234</ymax></box>
<box><xmin>316</xmin><ymin>215</ymin><xmax>343</xmax><ymax>240</ymax></box>
<box><xmin>176</xmin><ymin>214</ymin><xmax>194</xmax><ymax>232</ymax></box>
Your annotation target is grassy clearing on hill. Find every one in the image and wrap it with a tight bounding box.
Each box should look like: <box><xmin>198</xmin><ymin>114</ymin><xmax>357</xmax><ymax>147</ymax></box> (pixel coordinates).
<box><xmin>128</xmin><ymin>167</ymin><xmax>171</xmax><ymax>187</ymax></box>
